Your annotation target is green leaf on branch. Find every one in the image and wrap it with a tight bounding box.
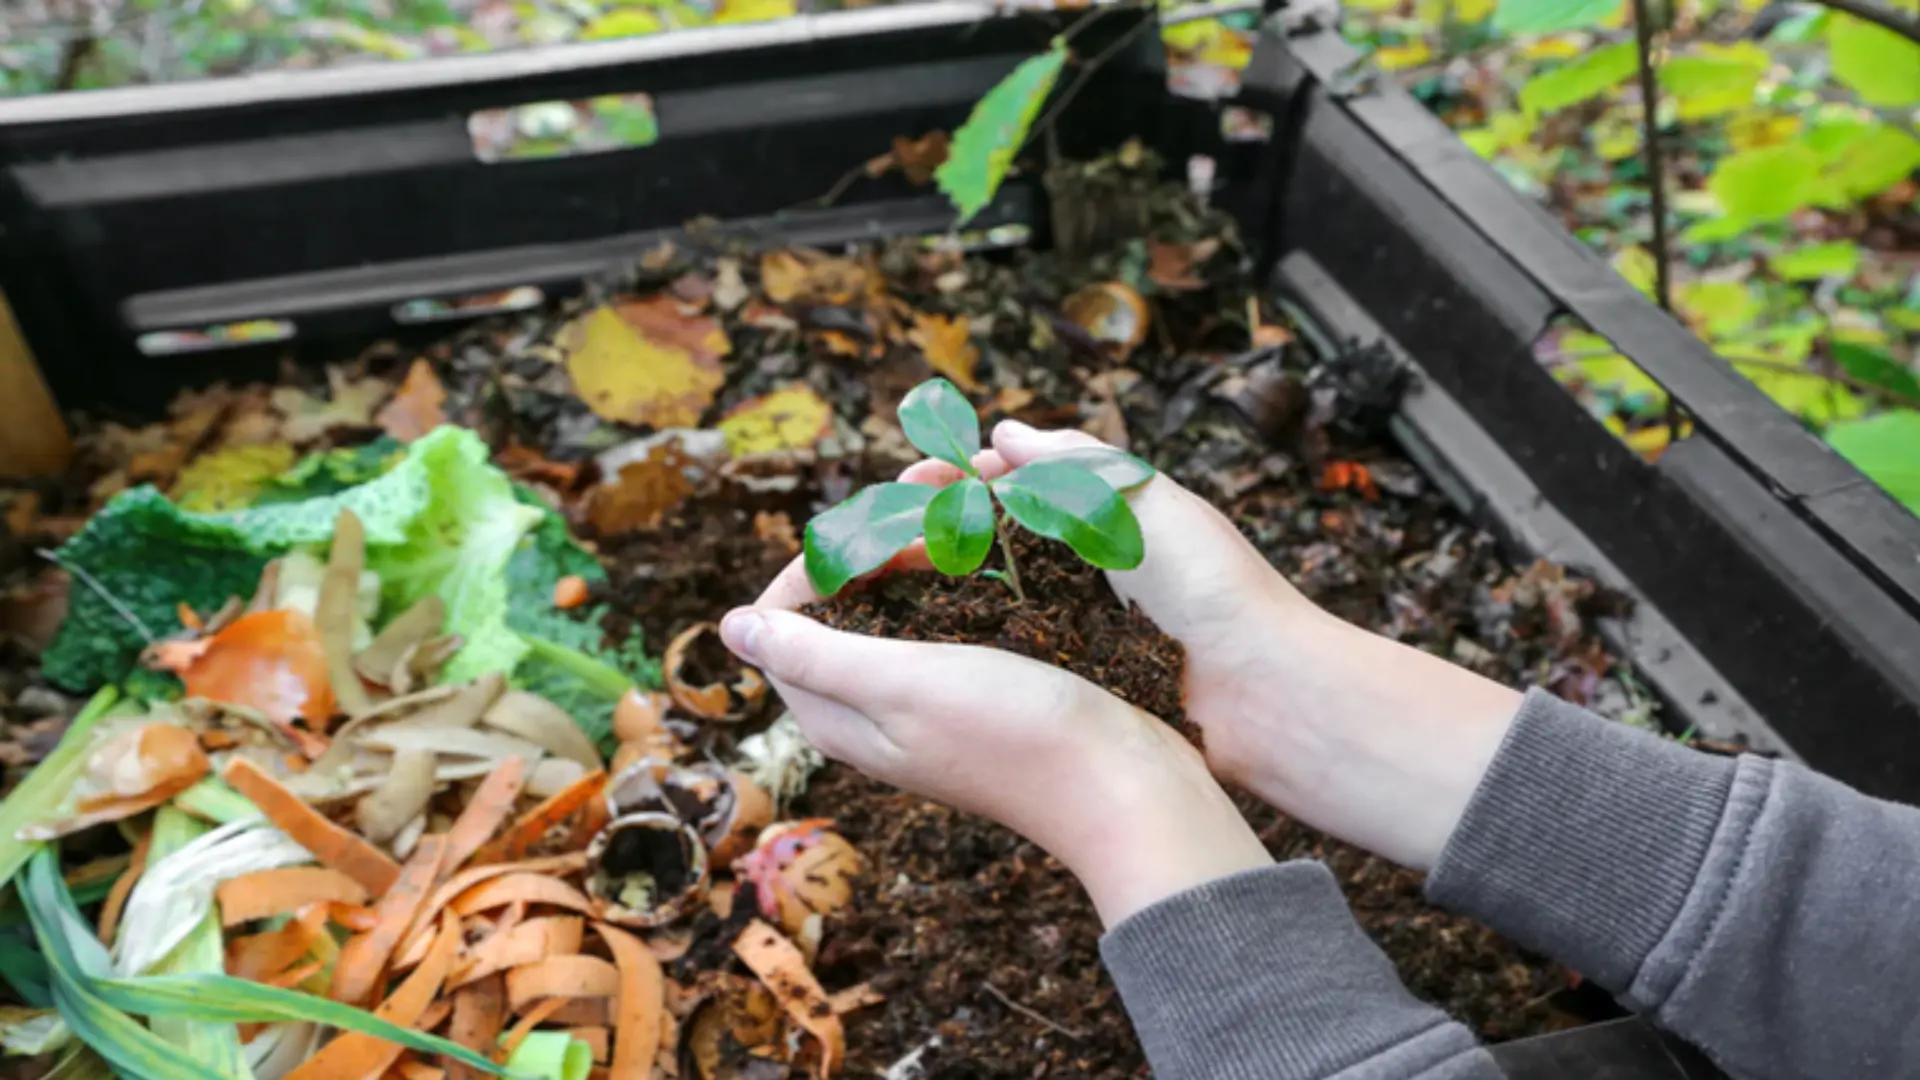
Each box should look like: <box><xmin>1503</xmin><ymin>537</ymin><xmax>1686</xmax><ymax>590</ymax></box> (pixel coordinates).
<box><xmin>1832</xmin><ymin>343</ymin><xmax>1920</xmax><ymax>400</ymax></box>
<box><xmin>1657</xmin><ymin>43</ymin><xmax>1768</xmax><ymax>120</ymax></box>
<box><xmin>1829</xmin><ymin>14</ymin><xmax>1920</xmax><ymax>108</ymax></box>
<box><xmin>1493</xmin><ymin>0</ymin><xmax>1621</xmax><ymax>34</ymax></box>
<box><xmin>935</xmin><ymin>41</ymin><xmax>1069</xmax><ymax>225</ymax></box>
<box><xmin>1727</xmin><ymin>348</ymin><xmax>1869</xmax><ymax>427</ymax></box>
<box><xmin>1041</xmin><ymin>447</ymin><xmax>1158</xmax><ymax>491</ymax></box>
<box><xmin>992</xmin><ymin>462</ymin><xmax>1143</xmax><ymax>571</ymax></box>
<box><xmin>1819</xmin><ymin>124</ymin><xmax>1920</xmax><ymax>203</ymax></box>
<box><xmin>897</xmin><ymin>377</ymin><xmax>981</xmax><ymax>471</ymax></box>
<box><xmin>1827</xmin><ymin>410</ymin><xmax>1920</xmax><ymax>514</ymax></box>
<box><xmin>1708</xmin><ymin>143</ymin><xmax>1820</xmax><ymax>224</ymax></box>
<box><xmin>924</xmin><ymin>479</ymin><xmax>995</xmax><ymax>576</ymax></box>
<box><xmin>803</xmin><ymin>483</ymin><xmax>937</xmax><ymax>596</ymax></box>
<box><xmin>1771</xmin><ymin>241</ymin><xmax>1861</xmax><ymax>282</ymax></box>
<box><xmin>1519</xmin><ymin>43</ymin><xmax>1637</xmax><ymax>116</ymax></box>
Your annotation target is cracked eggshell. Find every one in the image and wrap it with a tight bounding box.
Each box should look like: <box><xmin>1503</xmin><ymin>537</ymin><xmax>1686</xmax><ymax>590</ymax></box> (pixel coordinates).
<box><xmin>664</xmin><ymin>623</ymin><xmax>767</xmax><ymax>723</ymax></box>
<box><xmin>708</xmin><ymin>770</ymin><xmax>774</xmax><ymax>866</ymax></box>
<box><xmin>585</xmin><ymin>811</ymin><xmax>710</xmax><ymax>929</ymax></box>
<box><xmin>1062</xmin><ymin>281</ymin><xmax>1151</xmax><ymax>361</ymax></box>
<box><xmin>680</xmin><ymin>975</ymin><xmax>792</xmax><ymax>1080</ymax></box>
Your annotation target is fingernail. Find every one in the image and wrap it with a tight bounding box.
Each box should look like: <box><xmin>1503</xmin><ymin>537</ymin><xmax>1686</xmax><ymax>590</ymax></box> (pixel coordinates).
<box><xmin>996</xmin><ymin>419</ymin><xmax>1036</xmax><ymax>439</ymax></box>
<box><xmin>720</xmin><ymin>608</ymin><xmax>766</xmax><ymax>665</ymax></box>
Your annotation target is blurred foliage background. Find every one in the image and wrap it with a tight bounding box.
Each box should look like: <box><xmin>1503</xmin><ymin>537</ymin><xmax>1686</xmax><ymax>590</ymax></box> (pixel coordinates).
<box><xmin>0</xmin><ymin>0</ymin><xmax>1914</xmax><ymax>513</ymax></box>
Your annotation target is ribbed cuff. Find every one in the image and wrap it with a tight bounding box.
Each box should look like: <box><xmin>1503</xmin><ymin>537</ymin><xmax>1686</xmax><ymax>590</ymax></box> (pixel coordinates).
<box><xmin>1101</xmin><ymin>862</ymin><xmax>1458</xmax><ymax>1080</ymax></box>
<box><xmin>1426</xmin><ymin>689</ymin><xmax>1739</xmax><ymax>992</ymax></box>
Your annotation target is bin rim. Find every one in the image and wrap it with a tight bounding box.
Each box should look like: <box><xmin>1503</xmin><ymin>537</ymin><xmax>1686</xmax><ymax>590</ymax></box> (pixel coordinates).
<box><xmin>0</xmin><ymin>0</ymin><xmax>1055</xmax><ymax>128</ymax></box>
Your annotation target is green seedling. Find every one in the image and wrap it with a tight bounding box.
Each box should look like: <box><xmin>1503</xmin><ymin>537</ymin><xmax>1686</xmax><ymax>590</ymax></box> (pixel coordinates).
<box><xmin>803</xmin><ymin>377</ymin><xmax>1156</xmax><ymax>599</ymax></box>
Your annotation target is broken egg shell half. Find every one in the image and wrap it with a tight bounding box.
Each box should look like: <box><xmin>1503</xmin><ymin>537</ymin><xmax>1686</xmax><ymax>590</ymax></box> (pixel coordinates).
<box><xmin>585</xmin><ymin>811</ymin><xmax>710</xmax><ymax>929</ymax></box>
<box><xmin>708</xmin><ymin>770</ymin><xmax>774</xmax><ymax>866</ymax></box>
<box><xmin>680</xmin><ymin>975</ymin><xmax>794</xmax><ymax>1080</ymax></box>
<box><xmin>1061</xmin><ymin>281</ymin><xmax>1151</xmax><ymax>361</ymax></box>
<box><xmin>613</xmin><ymin>688</ymin><xmax>676</xmax><ymax>744</ymax></box>
<box><xmin>731</xmin><ymin>820</ymin><xmax>863</xmax><ymax>937</ymax></box>
<box><xmin>664</xmin><ymin>623</ymin><xmax>768</xmax><ymax>723</ymax></box>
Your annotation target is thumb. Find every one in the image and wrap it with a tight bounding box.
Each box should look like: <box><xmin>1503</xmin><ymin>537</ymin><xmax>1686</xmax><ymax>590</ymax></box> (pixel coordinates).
<box><xmin>990</xmin><ymin>419</ymin><xmax>1106</xmax><ymax>468</ymax></box>
<box><xmin>719</xmin><ymin>607</ymin><xmax>915</xmax><ymax>711</ymax></box>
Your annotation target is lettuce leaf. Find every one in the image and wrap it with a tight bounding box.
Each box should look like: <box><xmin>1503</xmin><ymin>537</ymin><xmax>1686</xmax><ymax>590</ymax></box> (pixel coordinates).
<box><xmin>45</xmin><ymin>428</ymin><xmax>516</xmax><ymax>690</ymax></box>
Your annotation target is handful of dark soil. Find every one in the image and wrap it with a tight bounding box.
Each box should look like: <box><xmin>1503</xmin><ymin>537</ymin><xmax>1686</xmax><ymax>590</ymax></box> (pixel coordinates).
<box><xmin>801</xmin><ymin>528</ymin><xmax>1187</xmax><ymax>728</ymax></box>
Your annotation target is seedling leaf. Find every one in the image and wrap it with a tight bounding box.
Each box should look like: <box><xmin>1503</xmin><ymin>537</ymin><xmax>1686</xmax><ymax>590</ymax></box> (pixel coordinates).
<box><xmin>1039</xmin><ymin>447</ymin><xmax>1156</xmax><ymax>492</ymax></box>
<box><xmin>897</xmin><ymin>378</ymin><xmax>981</xmax><ymax>471</ymax></box>
<box><xmin>924</xmin><ymin>479</ymin><xmax>995</xmax><ymax>576</ymax></box>
<box><xmin>804</xmin><ymin>483</ymin><xmax>937</xmax><ymax>596</ymax></box>
<box><xmin>934</xmin><ymin>42</ymin><xmax>1070</xmax><ymax>225</ymax></box>
<box><xmin>992</xmin><ymin>462</ymin><xmax>1143</xmax><ymax>570</ymax></box>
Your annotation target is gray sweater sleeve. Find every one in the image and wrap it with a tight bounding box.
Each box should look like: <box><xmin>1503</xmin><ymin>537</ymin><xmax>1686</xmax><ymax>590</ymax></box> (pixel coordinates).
<box><xmin>1100</xmin><ymin>688</ymin><xmax>1920</xmax><ymax>1080</ymax></box>
<box><xmin>1428</xmin><ymin>688</ymin><xmax>1920</xmax><ymax>1080</ymax></box>
<box><xmin>1100</xmin><ymin>862</ymin><xmax>1503</xmax><ymax>1080</ymax></box>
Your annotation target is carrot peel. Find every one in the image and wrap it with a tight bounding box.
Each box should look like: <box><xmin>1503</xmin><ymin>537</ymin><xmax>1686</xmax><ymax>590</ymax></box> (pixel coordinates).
<box><xmin>224</xmin><ymin>757</ymin><xmax>401</xmax><ymax>894</ymax></box>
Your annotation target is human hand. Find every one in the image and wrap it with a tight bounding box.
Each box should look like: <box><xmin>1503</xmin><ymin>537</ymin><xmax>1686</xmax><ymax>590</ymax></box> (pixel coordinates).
<box><xmin>716</xmin><ymin>606</ymin><xmax>1272</xmax><ymax>927</ymax></box>
<box><xmin>771</xmin><ymin>420</ymin><xmax>1523</xmax><ymax>872</ymax></box>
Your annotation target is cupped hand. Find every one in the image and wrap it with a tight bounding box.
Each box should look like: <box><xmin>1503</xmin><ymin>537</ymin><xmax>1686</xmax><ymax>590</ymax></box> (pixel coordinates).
<box><xmin>717</xmin><ymin>607</ymin><xmax>1271</xmax><ymax>927</ymax></box>
<box><xmin>762</xmin><ymin>420</ymin><xmax>1524</xmax><ymax>872</ymax></box>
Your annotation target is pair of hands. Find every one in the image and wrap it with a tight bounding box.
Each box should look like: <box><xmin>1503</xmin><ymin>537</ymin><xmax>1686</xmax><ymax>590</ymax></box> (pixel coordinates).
<box><xmin>719</xmin><ymin>421</ymin><xmax>1523</xmax><ymax>926</ymax></box>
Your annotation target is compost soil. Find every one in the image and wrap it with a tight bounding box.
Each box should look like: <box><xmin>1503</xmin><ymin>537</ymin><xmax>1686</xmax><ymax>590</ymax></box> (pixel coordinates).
<box><xmin>0</xmin><ymin>156</ymin><xmax>1650</xmax><ymax>1078</ymax></box>
<box><xmin>801</xmin><ymin>527</ymin><xmax>1188</xmax><ymax>731</ymax></box>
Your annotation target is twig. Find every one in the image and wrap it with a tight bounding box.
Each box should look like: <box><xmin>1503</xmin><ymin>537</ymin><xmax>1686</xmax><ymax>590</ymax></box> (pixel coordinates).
<box><xmin>982</xmin><ymin>982</ymin><xmax>1085</xmax><ymax>1040</ymax></box>
<box><xmin>1628</xmin><ymin>0</ymin><xmax>1672</xmax><ymax>314</ymax></box>
<box><xmin>1806</xmin><ymin>0</ymin><xmax>1920</xmax><ymax>45</ymax></box>
<box><xmin>38</xmin><ymin>547</ymin><xmax>155</xmax><ymax>643</ymax></box>
<box><xmin>1020</xmin><ymin>10</ymin><xmax>1163</xmax><ymax>158</ymax></box>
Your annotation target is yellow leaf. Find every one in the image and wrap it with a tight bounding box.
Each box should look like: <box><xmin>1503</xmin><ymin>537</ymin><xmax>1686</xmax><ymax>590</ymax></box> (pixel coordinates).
<box><xmin>1161</xmin><ymin>18</ymin><xmax>1224</xmax><ymax>50</ymax></box>
<box><xmin>717</xmin><ymin>385</ymin><xmax>835</xmax><ymax>456</ymax></box>
<box><xmin>170</xmin><ymin>443</ymin><xmax>297</xmax><ymax>513</ymax></box>
<box><xmin>1520</xmin><ymin>36</ymin><xmax>1585</xmax><ymax>60</ymax></box>
<box><xmin>1624</xmin><ymin>424</ymin><xmax>1675</xmax><ymax>459</ymax></box>
<box><xmin>1727</xmin><ymin>110</ymin><xmax>1801</xmax><ymax>151</ymax></box>
<box><xmin>563</xmin><ymin>306</ymin><xmax>725</xmax><ymax>428</ymax></box>
<box><xmin>759</xmin><ymin>250</ymin><xmax>869</xmax><ymax>306</ymax></box>
<box><xmin>910</xmin><ymin>313</ymin><xmax>981</xmax><ymax>391</ymax></box>
<box><xmin>1593</xmin><ymin>113</ymin><xmax>1642</xmax><ymax>160</ymax></box>
<box><xmin>1197</xmin><ymin>29</ymin><xmax>1254</xmax><ymax>69</ymax></box>
<box><xmin>1343</xmin><ymin>0</ymin><xmax>1402</xmax><ymax>11</ymax></box>
<box><xmin>1453</xmin><ymin>0</ymin><xmax>1498</xmax><ymax>20</ymax></box>
<box><xmin>582</xmin><ymin>9</ymin><xmax>663</xmax><ymax>38</ymax></box>
<box><xmin>715</xmin><ymin>0</ymin><xmax>796</xmax><ymax>24</ymax></box>
<box><xmin>1374</xmin><ymin>41</ymin><xmax>1433</xmax><ymax>71</ymax></box>
<box><xmin>1612</xmin><ymin>246</ymin><xmax>1659</xmax><ymax>297</ymax></box>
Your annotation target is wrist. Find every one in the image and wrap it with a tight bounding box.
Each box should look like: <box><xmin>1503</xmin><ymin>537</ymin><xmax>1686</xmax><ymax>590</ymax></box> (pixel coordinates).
<box><xmin>1041</xmin><ymin>710</ymin><xmax>1273</xmax><ymax>926</ymax></box>
<box><xmin>1200</xmin><ymin>609</ymin><xmax>1521</xmax><ymax>870</ymax></box>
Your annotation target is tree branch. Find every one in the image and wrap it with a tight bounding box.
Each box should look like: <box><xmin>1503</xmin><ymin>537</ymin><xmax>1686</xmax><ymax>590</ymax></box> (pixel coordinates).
<box><xmin>1804</xmin><ymin>0</ymin><xmax>1920</xmax><ymax>46</ymax></box>
<box><xmin>1628</xmin><ymin>0</ymin><xmax>1673</xmax><ymax>313</ymax></box>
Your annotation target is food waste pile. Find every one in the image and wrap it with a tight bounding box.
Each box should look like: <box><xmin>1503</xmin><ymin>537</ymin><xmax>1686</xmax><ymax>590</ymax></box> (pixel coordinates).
<box><xmin>0</xmin><ymin>162</ymin><xmax>1653</xmax><ymax>1079</ymax></box>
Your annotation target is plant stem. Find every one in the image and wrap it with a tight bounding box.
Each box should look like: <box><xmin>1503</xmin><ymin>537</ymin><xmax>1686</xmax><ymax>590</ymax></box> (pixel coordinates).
<box><xmin>994</xmin><ymin>512</ymin><xmax>1027</xmax><ymax>604</ymax></box>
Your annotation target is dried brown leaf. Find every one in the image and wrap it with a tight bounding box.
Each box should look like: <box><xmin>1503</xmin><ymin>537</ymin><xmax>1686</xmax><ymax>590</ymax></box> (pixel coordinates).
<box><xmin>909</xmin><ymin>312</ymin><xmax>980</xmax><ymax>391</ymax></box>
<box><xmin>375</xmin><ymin>360</ymin><xmax>448</xmax><ymax>443</ymax></box>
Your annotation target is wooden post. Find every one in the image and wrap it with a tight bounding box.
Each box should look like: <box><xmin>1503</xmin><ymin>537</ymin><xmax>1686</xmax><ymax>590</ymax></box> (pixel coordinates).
<box><xmin>0</xmin><ymin>292</ymin><xmax>72</xmax><ymax>479</ymax></box>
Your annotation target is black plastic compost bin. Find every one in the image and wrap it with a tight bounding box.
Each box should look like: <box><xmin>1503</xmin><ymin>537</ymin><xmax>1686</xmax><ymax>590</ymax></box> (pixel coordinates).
<box><xmin>0</xmin><ymin>4</ymin><xmax>1916</xmax><ymax>1075</ymax></box>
